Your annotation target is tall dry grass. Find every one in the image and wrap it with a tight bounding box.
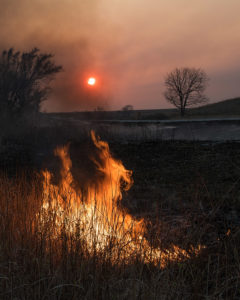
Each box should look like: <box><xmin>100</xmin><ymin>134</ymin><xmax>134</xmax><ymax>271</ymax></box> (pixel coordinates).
<box><xmin>0</xmin><ymin>170</ymin><xmax>239</xmax><ymax>299</ymax></box>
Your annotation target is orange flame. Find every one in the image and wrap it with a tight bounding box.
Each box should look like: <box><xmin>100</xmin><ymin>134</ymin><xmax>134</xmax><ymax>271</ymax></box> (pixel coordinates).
<box><xmin>41</xmin><ymin>131</ymin><xmax>201</xmax><ymax>267</ymax></box>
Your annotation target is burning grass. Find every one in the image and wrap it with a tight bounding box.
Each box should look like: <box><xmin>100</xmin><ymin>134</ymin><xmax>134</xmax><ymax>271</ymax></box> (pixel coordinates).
<box><xmin>0</xmin><ymin>131</ymin><xmax>240</xmax><ymax>299</ymax></box>
<box><xmin>40</xmin><ymin>131</ymin><xmax>202</xmax><ymax>268</ymax></box>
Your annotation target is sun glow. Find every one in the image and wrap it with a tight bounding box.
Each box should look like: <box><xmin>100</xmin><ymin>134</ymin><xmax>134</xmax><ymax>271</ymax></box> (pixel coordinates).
<box><xmin>87</xmin><ymin>77</ymin><xmax>96</xmax><ymax>86</ymax></box>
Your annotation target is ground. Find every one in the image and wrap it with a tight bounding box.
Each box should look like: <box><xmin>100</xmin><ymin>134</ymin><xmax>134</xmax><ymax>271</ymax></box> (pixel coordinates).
<box><xmin>0</xmin><ymin>122</ymin><xmax>240</xmax><ymax>299</ymax></box>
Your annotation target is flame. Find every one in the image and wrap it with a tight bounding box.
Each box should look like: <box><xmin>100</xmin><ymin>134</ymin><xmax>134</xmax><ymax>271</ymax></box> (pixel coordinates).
<box><xmin>41</xmin><ymin>131</ymin><xmax>201</xmax><ymax>267</ymax></box>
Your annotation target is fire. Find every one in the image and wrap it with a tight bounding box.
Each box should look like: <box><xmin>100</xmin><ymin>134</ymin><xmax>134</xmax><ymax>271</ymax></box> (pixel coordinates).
<box><xmin>41</xmin><ymin>131</ymin><xmax>202</xmax><ymax>267</ymax></box>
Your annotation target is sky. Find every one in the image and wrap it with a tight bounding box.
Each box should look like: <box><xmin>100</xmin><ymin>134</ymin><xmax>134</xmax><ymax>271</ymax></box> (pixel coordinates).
<box><xmin>0</xmin><ymin>0</ymin><xmax>240</xmax><ymax>111</ymax></box>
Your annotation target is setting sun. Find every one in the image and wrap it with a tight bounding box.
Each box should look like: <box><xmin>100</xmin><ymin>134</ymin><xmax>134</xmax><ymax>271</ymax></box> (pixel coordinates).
<box><xmin>87</xmin><ymin>77</ymin><xmax>96</xmax><ymax>86</ymax></box>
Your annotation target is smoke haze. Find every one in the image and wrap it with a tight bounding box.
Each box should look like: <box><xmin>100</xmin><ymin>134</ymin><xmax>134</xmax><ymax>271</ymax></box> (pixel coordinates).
<box><xmin>0</xmin><ymin>0</ymin><xmax>240</xmax><ymax>111</ymax></box>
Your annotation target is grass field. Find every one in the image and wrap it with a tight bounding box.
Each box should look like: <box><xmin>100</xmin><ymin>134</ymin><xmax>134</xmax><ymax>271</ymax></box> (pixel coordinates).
<box><xmin>0</xmin><ymin>123</ymin><xmax>240</xmax><ymax>299</ymax></box>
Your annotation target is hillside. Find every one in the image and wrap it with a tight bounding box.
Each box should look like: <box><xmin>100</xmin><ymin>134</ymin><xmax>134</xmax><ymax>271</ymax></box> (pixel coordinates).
<box><xmin>189</xmin><ymin>97</ymin><xmax>240</xmax><ymax>117</ymax></box>
<box><xmin>47</xmin><ymin>97</ymin><xmax>240</xmax><ymax>121</ymax></box>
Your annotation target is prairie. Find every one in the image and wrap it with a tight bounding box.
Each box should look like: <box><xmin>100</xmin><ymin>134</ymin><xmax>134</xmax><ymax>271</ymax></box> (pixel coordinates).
<box><xmin>0</xmin><ymin>119</ymin><xmax>239</xmax><ymax>299</ymax></box>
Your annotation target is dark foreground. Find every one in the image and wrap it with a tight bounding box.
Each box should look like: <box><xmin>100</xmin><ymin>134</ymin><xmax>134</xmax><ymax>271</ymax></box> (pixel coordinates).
<box><xmin>0</xmin><ymin>126</ymin><xmax>240</xmax><ymax>299</ymax></box>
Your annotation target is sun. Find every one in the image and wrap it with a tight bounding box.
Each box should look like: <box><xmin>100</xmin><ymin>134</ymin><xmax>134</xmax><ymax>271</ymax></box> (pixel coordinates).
<box><xmin>87</xmin><ymin>77</ymin><xmax>96</xmax><ymax>86</ymax></box>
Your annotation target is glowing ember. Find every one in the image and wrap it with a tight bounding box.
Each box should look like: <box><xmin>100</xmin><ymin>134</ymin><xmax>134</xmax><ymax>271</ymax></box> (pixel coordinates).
<box><xmin>41</xmin><ymin>131</ymin><xmax>202</xmax><ymax>267</ymax></box>
<box><xmin>87</xmin><ymin>77</ymin><xmax>96</xmax><ymax>86</ymax></box>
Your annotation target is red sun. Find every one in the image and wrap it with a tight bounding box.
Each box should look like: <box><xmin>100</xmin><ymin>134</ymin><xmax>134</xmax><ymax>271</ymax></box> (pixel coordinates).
<box><xmin>87</xmin><ymin>77</ymin><xmax>96</xmax><ymax>86</ymax></box>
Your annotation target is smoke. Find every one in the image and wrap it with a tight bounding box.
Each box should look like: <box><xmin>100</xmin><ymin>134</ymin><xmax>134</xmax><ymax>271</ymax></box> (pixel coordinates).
<box><xmin>1</xmin><ymin>0</ymin><xmax>240</xmax><ymax>110</ymax></box>
<box><xmin>0</xmin><ymin>0</ymin><xmax>109</xmax><ymax>112</ymax></box>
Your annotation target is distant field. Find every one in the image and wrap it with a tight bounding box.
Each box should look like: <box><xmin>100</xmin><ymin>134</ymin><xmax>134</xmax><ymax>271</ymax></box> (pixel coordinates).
<box><xmin>47</xmin><ymin>97</ymin><xmax>240</xmax><ymax>121</ymax></box>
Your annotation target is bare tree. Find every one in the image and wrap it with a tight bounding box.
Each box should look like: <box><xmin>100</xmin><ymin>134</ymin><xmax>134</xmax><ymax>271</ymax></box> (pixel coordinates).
<box><xmin>0</xmin><ymin>48</ymin><xmax>62</xmax><ymax>118</ymax></box>
<box><xmin>95</xmin><ymin>106</ymin><xmax>105</xmax><ymax>111</ymax></box>
<box><xmin>164</xmin><ymin>67</ymin><xmax>209</xmax><ymax>117</ymax></box>
<box><xmin>122</xmin><ymin>104</ymin><xmax>133</xmax><ymax>111</ymax></box>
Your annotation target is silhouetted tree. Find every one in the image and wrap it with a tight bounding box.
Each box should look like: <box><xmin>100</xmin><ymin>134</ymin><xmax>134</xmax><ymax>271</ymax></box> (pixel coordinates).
<box><xmin>95</xmin><ymin>106</ymin><xmax>105</xmax><ymax>111</ymax></box>
<box><xmin>122</xmin><ymin>104</ymin><xmax>133</xmax><ymax>111</ymax></box>
<box><xmin>164</xmin><ymin>67</ymin><xmax>209</xmax><ymax>117</ymax></box>
<box><xmin>0</xmin><ymin>48</ymin><xmax>62</xmax><ymax>117</ymax></box>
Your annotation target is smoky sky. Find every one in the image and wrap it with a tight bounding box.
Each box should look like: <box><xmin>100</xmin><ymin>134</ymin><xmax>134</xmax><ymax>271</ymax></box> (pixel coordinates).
<box><xmin>0</xmin><ymin>0</ymin><xmax>240</xmax><ymax>111</ymax></box>
<box><xmin>0</xmin><ymin>0</ymin><xmax>107</xmax><ymax>111</ymax></box>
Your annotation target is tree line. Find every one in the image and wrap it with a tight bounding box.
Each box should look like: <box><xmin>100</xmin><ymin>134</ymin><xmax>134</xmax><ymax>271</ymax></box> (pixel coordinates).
<box><xmin>0</xmin><ymin>47</ymin><xmax>209</xmax><ymax>119</ymax></box>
